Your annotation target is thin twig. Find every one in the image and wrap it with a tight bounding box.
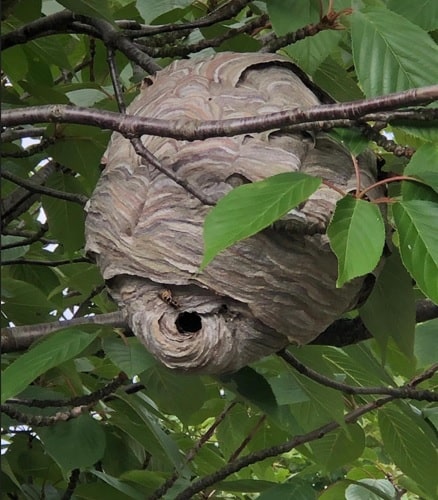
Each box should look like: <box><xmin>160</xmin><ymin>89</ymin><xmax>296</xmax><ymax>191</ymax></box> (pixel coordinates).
<box><xmin>119</xmin><ymin>0</ymin><xmax>252</xmax><ymax>38</ymax></box>
<box><xmin>5</xmin><ymin>372</ymin><xmax>128</xmax><ymax>409</ymax></box>
<box><xmin>1</xmin><ymin>257</ymin><xmax>91</xmax><ymax>266</ymax></box>
<box><xmin>138</xmin><ymin>15</ymin><xmax>269</xmax><ymax>58</ymax></box>
<box><xmin>149</xmin><ymin>401</ymin><xmax>238</xmax><ymax>500</ymax></box>
<box><xmin>261</xmin><ymin>8</ymin><xmax>351</xmax><ymax>53</ymax></box>
<box><xmin>1</xmin><ymin>224</ymin><xmax>49</xmax><ymax>249</ymax></box>
<box><xmin>175</xmin><ymin>364</ymin><xmax>436</xmax><ymax>500</ymax></box>
<box><xmin>1</xmin><ymin>137</ymin><xmax>56</xmax><ymax>158</ymax></box>
<box><xmin>130</xmin><ymin>138</ymin><xmax>216</xmax><ymax>205</ymax></box>
<box><xmin>61</xmin><ymin>469</ymin><xmax>80</xmax><ymax>500</ymax></box>
<box><xmin>0</xmin><ymin>404</ymin><xmax>91</xmax><ymax>427</ymax></box>
<box><xmin>278</xmin><ymin>350</ymin><xmax>438</xmax><ymax>402</ymax></box>
<box><xmin>0</xmin><ymin>170</ymin><xmax>88</xmax><ymax>205</ymax></box>
<box><xmin>1</xmin><ymin>127</ymin><xmax>47</xmax><ymax>142</ymax></box>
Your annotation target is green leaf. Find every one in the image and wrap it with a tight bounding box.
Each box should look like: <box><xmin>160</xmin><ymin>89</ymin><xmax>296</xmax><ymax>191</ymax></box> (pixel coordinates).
<box><xmin>38</xmin><ymin>414</ymin><xmax>106</xmax><ymax>472</ymax></box>
<box><xmin>378</xmin><ymin>406</ymin><xmax>438</xmax><ymax>496</ymax></box>
<box><xmin>89</xmin><ymin>470</ymin><xmax>144</xmax><ymax>500</ymax></box>
<box><xmin>257</xmin><ymin>480</ymin><xmax>317</xmax><ymax>499</ymax></box>
<box><xmin>42</xmin><ymin>173</ymin><xmax>86</xmax><ymax>255</ymax></box>
<box><xmin>345</xmin><ymin>479</ymin><xmax>396</xmax><ymax>500</ymax></box>
<box><xmin>360</xmin><ymin>252</ymin><xmax>416</xmax><ymax>357</ymax></box>
<box><xmin>104</xmin><ymin>337</ymin><xmax>156</xmax><ymax>378</ymax></box>
<box><xmin>414</xmin><ymin>318</ymin><xmax>438</xmax><ymax>368</ymax></box>
<box><xmin>1</xmin><ymin>46</ymin><xmax>28</xmax><ymax>87</ymax></box>
<box><xmin>286</xmin><ymin>349</ymin><xmax>345</xmax><ymax>426</ymax></box>
<box><xmin>285</xmin><ymin>29</ymin><xmax>343</xmax><ymax>76</ymax></box>
<box><xmin>27</xmin><ymin>35</ymin><xmax>73</xmax><ymax>70</ymax></box>
<box><xmin>326</xmin><ymin>344</ymin><xmax>396</xmax><ymax>388</ymax></box>
<box><xmin>393</xmin><ymin>200</ymin><xmax>438</xmax><ymax>303</ymax></box>
<box><xmin>56</xmin><ymin>0</ymin><xmax>115</xmax><ymax>24</ymax></box>
<box><xmin>313</xmin><ymin>57</ymin><xmax>364</xmax><ymax>102</ymax></box>
<box><xmin>403</xmin><ymin>143</ymin><xmax>438</xmax><ymax>194</ymax></box>
<box><xmin>269</xmin><ymin>372</ymin><xmax>309</xmax><ymax>406</ymax></box>
<box><xmin>330</xmin><ymin>128</ymin><xmax>370</xmax><ymax>156</ymax></box>
<box><xmin>1</xmin><ymin>277</ymin><xmax>55</xmax><ymax>325</ymax></box>
<box><xmin>387</xmin><ymin>0</ymin><xmax>438</xmax><ymax>31</ymax></box>
<box><xmin>1</xmin><ymin>329</ymin><xmax>97</xmax><ymax>403</ymax></box>
<box><xmin>47</xmin><ymin>125</ymin><xmax>109</xmax><ymax>190</ymax></box>
<box><xmin>327</xmin><ymin>196</ymin><xmax>385</xmax><ymax>287</ymax></box>
<box><xmin>136</xmin><ymin>0</ymin><xmax>193</xmax><ymax>23</ymax></box>
<box><xmin>309</xmin><ymin>424</ymin><xmax>365</xmax><ymax>472</ymax></box>
<box><xmin>267</xmin><ymin>0</ymin><xmax>319</xmax><ymax>35</ymax></box>
<box><xmin>1</xmin><ymin>235</ymin><xmax>29</xmax><ymax>261</ymax></box>
<box><xmin>351</xmin><ymin>8</ymin><xmax>438</xmax><ymax>97</ymax></box>
<box><xmin>218</xmin><ymin>479</ymin><xmax>277</xmax><ymax>494</ymax></box>
<box><xmin>313</xmin><ymin>57</ymin><xmax>364</xmax><ymax>101</ymax></box>
<box><xmin>219</xmin><ymin>366</ymin><xmax>279</xmax><ymax>415</ymax></box>
<box><xmin>109</xmin><ymin>395</ymin><xmax>185</xmax><ymax>469</ymax></box>
<box><xmin>140</xmin><ymin>365</ymin><xmax>206</xmax><ymax>420</ymax></box>
<box><xmin>201</xmin><ymin>172</ymin><xmax>321</xmax><ymax>270</ymax></box>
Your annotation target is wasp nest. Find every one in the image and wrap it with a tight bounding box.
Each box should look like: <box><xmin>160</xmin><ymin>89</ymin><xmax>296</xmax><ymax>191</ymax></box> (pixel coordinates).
<box><xmin>85</xmin><ymin>52</ymin><xmax>379</xmax><ymax>374</ymax></box>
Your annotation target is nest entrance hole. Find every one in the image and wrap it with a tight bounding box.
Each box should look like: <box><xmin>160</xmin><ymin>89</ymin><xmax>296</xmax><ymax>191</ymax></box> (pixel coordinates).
<box><xmin>175</xmin><ymin>311</ymin><xmax>202</xmax><ymax>334</ymax></box>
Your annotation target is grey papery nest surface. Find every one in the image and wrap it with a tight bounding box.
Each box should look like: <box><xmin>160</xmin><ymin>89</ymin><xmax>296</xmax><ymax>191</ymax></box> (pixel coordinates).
<box><xmin>85</xmin><ymin>52</ymin><xmax>379</xmax><ymax>374</ymax></box>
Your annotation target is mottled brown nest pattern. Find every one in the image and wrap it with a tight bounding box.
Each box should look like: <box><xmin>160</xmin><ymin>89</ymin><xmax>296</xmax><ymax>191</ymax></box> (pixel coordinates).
<box><xmin>85</xmin><ymin>52</ymin><xmax>379</xmax><ymax>374</ymax></box>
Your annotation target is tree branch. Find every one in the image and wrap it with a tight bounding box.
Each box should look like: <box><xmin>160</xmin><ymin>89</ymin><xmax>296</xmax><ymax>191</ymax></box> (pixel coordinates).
<box><xmin>118</xmin><ymin>0</ymin><xmax>253</xmax><ymax>38</ymax></box>
<box><xmin>75</xmin><ymin>14</ymin><xmax>161</xmax><ymax>74</ymax></box>
<box><xmin>261</xmin><ymin>8</ymin><xmax>350</xmax><ymax>53</ymax></box>
<box><xmin>0</xmin><ymin>403</ymin><xmax>90</xmax><ymax>427</ymax></box>
<box><xmin>1</xmin><ymin>256</ymin><xmax>91</xmax><ymax>267</ymax></box>
<box><xmin>278</xmin><ymin>350</ymin><xmax>438</xmax><ymax>402</ymax></box>
<box><xmin>1</xmin><ymin>127</ymin><xmax>47</xmax><ymax>142</ymax></box>
<box><xmin>5</xmin><ymin>372</ymin><xmax>128</xmax><ymax>408</ymax></box>
<box><xmin>174</xmin><ymin>364</ymin><xmax>436</xmax><ymax>499</ymax></box>
<box><xmin>1</xmin><ymin>161</ymin><xmax>58</xmax><ymax>226</ymax></box>
<box><xmin>137</xmin><ymin>14</ymin><xmax>269</xmax><ymax>58</ymax></box>
<box><xmin>175</xmin><ymin>397</ymin><xmax>392</xmax><ymax>499</ymax></box>
<box><xmin>2</xmin><ymin>85</ymin><xmax>437</xmax><ymax>141</ymax></box>
<box><xmin>1</xmin><ymin>224</ymin><xmax>49</xmax><ymax>249</ymax></box>
<box><xmin>149</xmin><ymin>401</ymin><xmax>238</xmax><ymax>500</ymax></box>
<box><xmin>61</xmin><ymin>469</ymin><xmax>80</xmax><ymax>500</ymax></box>
<box><xmin>0</xmin><ymin>169</ymin><xmax>88</xmax><ymax>205</ymax></box>
<box><xmin>1</xmin><ymin>311</ymin><xmax>127</xmax><ymax>352</ymax></box>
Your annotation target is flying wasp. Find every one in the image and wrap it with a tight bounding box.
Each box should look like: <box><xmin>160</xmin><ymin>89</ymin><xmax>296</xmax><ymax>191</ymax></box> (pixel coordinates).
<box><xmin>158</xmin><ymin>289</ymin><xmax>181</xmax><ymax>309</ymax></box>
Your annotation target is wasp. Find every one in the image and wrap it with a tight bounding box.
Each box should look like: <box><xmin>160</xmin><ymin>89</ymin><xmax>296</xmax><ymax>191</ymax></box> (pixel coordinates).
<box><xmin>158</xmin><ymin>289</ymin><xmax>181</xmax><ymax>309</ymax></box>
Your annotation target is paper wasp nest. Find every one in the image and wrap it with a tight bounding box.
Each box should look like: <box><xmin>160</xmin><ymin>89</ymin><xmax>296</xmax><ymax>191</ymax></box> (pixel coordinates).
<box><xmin>85</xmin><ymin>52</ymin><xmax>378</xmax><ymax>374</ymax></box>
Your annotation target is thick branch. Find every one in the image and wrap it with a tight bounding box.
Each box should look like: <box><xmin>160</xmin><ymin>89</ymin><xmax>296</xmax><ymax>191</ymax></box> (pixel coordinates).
<box><xmin>75</xmin><ymin>15</ymin><xmax>161</xmax><ymax>74</ymax></box>
<box><xmin>0</xmin><ymin>10</ymin><xmax>76</xmax><ymax>49</ymax></box>
<box><xmin>3</xmin><ymin>301</ymin><xmax>436</xmax><ymax>353</ymax></box>
<box><xmin>312</xmin><ymin>299</ymin><xmax>438</xmax><ymax>346</ymax></box>
<box><xmin>2</xmin><ymin>86</ymin><xmax>437</xmax><ymax>141</ymax></box>
<box><xmin>1</xmin><ymin>311</ymin><xmax>127</xmax><ymax>352</ymax></box>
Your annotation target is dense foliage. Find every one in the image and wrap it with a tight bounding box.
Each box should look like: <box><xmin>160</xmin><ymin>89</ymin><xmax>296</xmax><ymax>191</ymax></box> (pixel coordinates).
<box><xmin>1</xmin><ymin>1</ymin><xmax>438</xmax><ymax>499</ymax></box>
